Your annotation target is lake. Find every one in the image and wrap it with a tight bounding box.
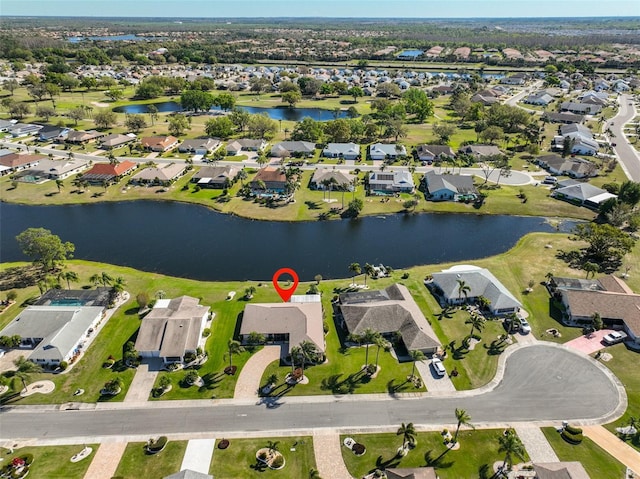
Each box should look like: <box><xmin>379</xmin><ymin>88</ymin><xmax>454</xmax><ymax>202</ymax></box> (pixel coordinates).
<box><xmin>0</xmin><ymin>202</ymin><xmax>574</xmax><ymax>282</ymax></box>
<box><xmin>67</xmin><ymin>34</ymin><xmax>160</xmax><ymax>43</ymax></box>
<box><xmin>113</xmin><ymin>102</ymin><xmax>349</xmax><ymax>121</ymax></box>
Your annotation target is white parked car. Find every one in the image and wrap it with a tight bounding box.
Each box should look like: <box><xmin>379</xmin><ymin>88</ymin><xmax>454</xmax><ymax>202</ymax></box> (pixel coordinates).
<box><xmin>431</xmin><ymin>357</ymin><xmax>446</xmax><ymax>377</ymax></box>
<box><xmin>518</xmin><ymin>318</ymin><xmax>532</xmax><ymax>334</ymax></box>
<box><xmin>603</xmin><ymin>331</ymin><xmax>627</xmax><ymax>345</ymax></box>
<box><xmin>0</xmin><ymin>349</ymin><xmax>5</xmax><ymax>358</ymax></box>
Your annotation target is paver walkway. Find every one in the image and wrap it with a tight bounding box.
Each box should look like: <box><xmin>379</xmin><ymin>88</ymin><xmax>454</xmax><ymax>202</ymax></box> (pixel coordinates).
<box><xmin>514</xmin><ymin>331</ymin><xmax>538</xmax><ymax>345</ymax></box>
<box><xmin>583</xmin><ymin>425</ymin><xmax>640</xmax><ymax>474</ymax></box>
<box><xmin>416</xmin><ymin>360</ymin><xmax>455</xmax><ymax>393</ymax></box>
<box><xmin>564</xmin><ymin>329</ymin><xmax>614</xmax><ymax>355</ymax></box>
<box><xmin>83</xmin><ymin>441</ymin><xmax>127</xmax><ymax>479</ymax></box>
<box><xmin>123</xmin><ymin>361</ymin><xmax>158</xmax><ymax>403</ymax></box>
<box><xmin>312</xmin><ymin>432</ymin><xmax>353</xmax><ymax>479</ymax></box>
<box><xmin>180</xmin><ymin>438</ymin><xmax>216</xmax><ymax>474</ymax></box>
<box><xmin>514</xmin><ymin>426</ymin><xmax>559</xmax><ymax>463</ymax></box>
<box><xmin>234</xmin><ymin>345</ymin><xmax>282</xmax><ymax>399</ymax></box>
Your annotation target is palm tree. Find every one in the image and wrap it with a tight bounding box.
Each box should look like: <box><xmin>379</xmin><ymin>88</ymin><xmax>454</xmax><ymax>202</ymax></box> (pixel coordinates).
<box><xmin>397</xmin><ymin>422</ymin><xmax>417</xmax><ymax>450</ymax></box>
<box><xmin>244</xmin><ymin>286</ymin><xmax>256</xmax><ymax>299</ymax></box>
<box><xmin>359</xmin><ymin>328</ymin><xmax>379</xmax><ymax>368</ymax></box>
<box><xmin>409</xmin><ymin>350</ymin><xmax>425</xmax><ymax>379</ymax></box>
<box><xmin>89</xmin><ymin>273</ymin><xmax>101</xmax><ymax>287</ymax></box>
<box><xmin>294</xmin><ymin>340</ymin><xmax>321</xmax><ymax>377</ymax></box>
<box><xmin>61</xmin><ymin>270</ymin><xmax>79</xmax><ymax>290</ymax></box>
<box><xmin>374</xmin><ymin>334</ymin><xmax>387</xmax><ymax>369</ymax></box>
<box><xmin>308</xmin><ymin>468</ymin><xmax>322</xmax><ymax>479</ymax></box>
<box><xmin>227</xmin><ymin>339</ymin><xmax>244</xmax><ymax>369</ymax></box>
<box><xmin>453</xmin><ymin>408</ymin><xmax>474</xmax><ymax>444</ymax></box>
<box><xmin>290</xmin><ymin>345</ymin><xmax>302</xmax><ymax>374</ymax></box>
<box><xmin>55</xmin><ymin>179</ymin><xmax>64</xmax><ymax>193</ymax></box>
<box><xmin>348</xmin><ymin>262</ymin><xmax>361</xmax><ymax>286</ymax></box>
<box><xmin>100</xmin><ymin>272</ymin><xmax>113</xmax><ymax>287</ymax></box>
<box><xmin>498</xmin><ymin>429</ymin><xmax>526</xmax><ymax>472</ymax></box>
<box><xmin>13</xmin><ymin>356</ymin><xmax>43</xmax><ymax>392</ymax></box>
<box><xmin>456</xmin><ymin>279</ymin><xmax>471</xmax><ymax>303</ymax></box>
<box><xmin>266</xmin><ymin>440</ymin><xmax>279</xmax><ymax>457</ymax></box>
<box><xmin>364</xmin><ymin>263</ymin><xmax>375</xmax><ymax>287</ymax></box>
<box><xmin>465</xmin><ymin>314</ymin><xmax>485</xmax><ymax>338</ymax></box>
<box><xmin>112</xmin><ymin>276</ymin><xmax>127</xmax><ymax>295</ymax></box>
<box><xmin>237</xmin><ymin>169</ymin><xmax>248</xmax><ymax>185</ymax></box>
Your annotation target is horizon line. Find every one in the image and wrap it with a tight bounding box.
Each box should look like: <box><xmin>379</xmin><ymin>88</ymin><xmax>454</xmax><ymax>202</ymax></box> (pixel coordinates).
<box><xmin>2</xmin><ymin>15</ymin><xmax>640</xmax><ymax>20</ymax></box>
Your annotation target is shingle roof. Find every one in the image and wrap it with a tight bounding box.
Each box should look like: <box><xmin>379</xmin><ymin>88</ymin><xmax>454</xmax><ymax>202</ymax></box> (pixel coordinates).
<box><xmin>82</xmin><ymin>160</ymin><xmax>137</xmax><ymax>179</ymax></box>
<box><xmin>311</xmin><ymin>168</ymin><xmax>355</xmax><ymax>186</ymax></box>
<box><xmin>424</xmin><ymin>171</ymin><xmax>477</xmax><ymax>195</ymax></box>
<box><xmin>253</xmin><ymin>167</ymin><xmax>286</xmax><ymax>183</ymax></box>
<box><xmin>132</xmin><ymin>163</ymin><xmax>186</xmax><ymax>182</ymax></box>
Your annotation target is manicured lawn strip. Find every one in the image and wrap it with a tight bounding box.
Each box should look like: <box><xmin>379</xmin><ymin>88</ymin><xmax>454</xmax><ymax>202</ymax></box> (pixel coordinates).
<box><xmin>0</xmin><ymin>444</ymin><xmax>98</xmax><ymax>479</ymax></box>
<box><xmin>541</xmin><ymin>427</ymin><xmax>626</xmax><ymax>479</ymax></box>
<box><xmin>600</xmin><ymin>344</ymin><xmax>640</xmax><ymax>451</ymax></box>
<box><xmin>112</xmin><ymin>440</ymin><xmax>187</xmax><ymax>479</ymax></box>
<box><xmin>340</xmin><ymin>430</ymin><xmax>529</xmax><ymax>479</ymax></box>
<box><xmin>210</xmin><ymin>436</ymin><xmax>316</xmax><ymax>478</ymax></box>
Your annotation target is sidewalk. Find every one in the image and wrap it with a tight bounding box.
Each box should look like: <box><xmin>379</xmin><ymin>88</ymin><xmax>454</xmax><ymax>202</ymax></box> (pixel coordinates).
<box><xmin>83</xmin><ymin>441</ymin><xmax>127</xmax><ymax>479</ymax></box>
<box><xmin>312</xmin><ymin>432</ymin><xmax>353</xmax><ymax>479</ymax></box>
<box><xmin>233</xmin><ymin>345</ymin><xmax>282</xmax><ymax>399</ymax></box>
<box><xmin>514</xmin><ymin>426</ymin><xmax>559</xmax><ymax>463</ymax></box>
<box><xmin>583</xmin><ymin>425</ymin><xmax>640</xmax><ymax>474</ymax></box>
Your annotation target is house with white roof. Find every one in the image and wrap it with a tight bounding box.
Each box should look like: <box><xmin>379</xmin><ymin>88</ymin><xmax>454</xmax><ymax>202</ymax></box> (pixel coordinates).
<box><xmin>368</xmin><ymin>170</ymin><xmax>414</xmax><ymax>193</ymax></box>
<box><xmin>322</xmin><ymin>143</ymin><xmax>361</xmax><ymax>161</ymax></box>
<box><xmin>369</xmin><ymin>143</ymin><xmax>407</xmax><ymax>161</ymax></box>
<box><xmin>552</xmin><ymin>182</ymin><xmax>616</xmax><ymax>209</ymax></box>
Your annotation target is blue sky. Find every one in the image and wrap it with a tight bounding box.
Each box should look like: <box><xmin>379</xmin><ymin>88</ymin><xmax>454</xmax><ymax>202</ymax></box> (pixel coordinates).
<box><xmin>2</xmin><ymin>1</ymin><xmax>639</xmax><ymax>18</ymax></box>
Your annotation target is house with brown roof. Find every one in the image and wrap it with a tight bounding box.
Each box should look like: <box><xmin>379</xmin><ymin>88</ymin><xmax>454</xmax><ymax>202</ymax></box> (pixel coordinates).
<box><xmin>533</xmin><ymin>462</ymin><xmax>589</xmax><ymax>479</ymax></box>
<box><xmin>66</xmin><ymin>130</ymin><xmax>105</xmax><ymax>144</ymax></box>
<box><xmin>135</xmin><ymin>296</ymin><xmax>210</xmax><ymax>363</ymax></box>
<box><xmin>310</xmin><ymin>168</ymin><xmax>355</xmax><ymax>190</ymax></box>
<box><xmin>130</xmin><ymin>163</ymin><xmax>187</xmax><ymax>186</ymax></box>
<box><xmin>385</xmin><ymin>467</ymin><xmax>438</xmax><ymax>479</ymax></box>
<box><xmin>141</xmin><ymin>135</ymin><xmax>179</xmax><ymax>152</ymax></box>
<box><xmin>81</xmin><ymin>160</ymin><xmax>137</xmax><ymax>184</ymax></box>
<box><xmin>0</xmin><ymin>153</ymin><xmax>44</xmax><ymax>176</ymax></box>
<box><xmin>99</xmin><ymin>133</ymin><xmax>136</xmax><ymax>150</ymax></box>
<box><xmin>191</xmin><ymin>165</ymin><xmax>238</xmax><ymax>188</ymax></box>
<box><xmin>551</xmin><ymin>275</ymin><xmax>640</xmax><ymax>347</ymax></box>
<box><xmin>240</xmin><ymin>301</ymin><xmax>325</xmax><ymax>355</ymax></box>
<box><xmin>339</xmin><ymin>284</ymin><xmax>440</xmax><ymax>354</ymax></box>
<box><xmin>416</xmin><ymin>145</ymin><xmax>455</xmax><ymax>162</ymax></box>
<box><xmin>250</xmin><ymin>166</ymin><xmax>289</xmax><ymax>197</ymax></box>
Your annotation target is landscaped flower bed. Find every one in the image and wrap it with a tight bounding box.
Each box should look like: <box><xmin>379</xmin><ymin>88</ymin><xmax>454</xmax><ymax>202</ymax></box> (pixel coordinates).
<box><xmin>255</xmin><ymin>448</ymin><xmax>286</xmax><ymax>470</ymax></box>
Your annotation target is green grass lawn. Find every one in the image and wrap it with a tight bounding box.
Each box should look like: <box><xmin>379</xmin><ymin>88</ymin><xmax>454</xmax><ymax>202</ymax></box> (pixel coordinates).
<box><xmin>210</xmin><ymin>437</ymin><xmax>317</xmax><ymax>478</ymax></box>
<box><xmin>340</xmin><ymin>429</ymin><xmax>529</xmax><ymax>479</ymax></box>
<box><xmin>0</xmin><ymin>444</ymin><xmax>97</xmax><ymax>479</ymax></box>
<box><xmin>113</xmin><ymin>440</ymin><xmax>187</xmax><ymax>479</ymax></box>
<box><xmin>542</xmin><ymin>427</ymin><xmax>626</xmax><ymax>479</ymax></box>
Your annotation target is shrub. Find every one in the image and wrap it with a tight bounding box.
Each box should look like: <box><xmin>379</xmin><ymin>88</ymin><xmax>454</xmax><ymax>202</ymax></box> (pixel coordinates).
<box><xmin>564</xmin><ymin>424</ymin><xmax>583</xmax><ymax>435</ymax></box>
<box><xmin>202</xmin><ymin>328</ymin><xmax>211</xmax><ymax>338</ymax></box>
<box><xmin>401</xmin><ymin>272</ymin><xmax>410</xmax><ymax>279</ymax></box>
<box><xmin>147</xmin><ymin>436</ymin><xmax>168</xmax><ymax>453</ymax></box>
<box><xmin>352</xmin><ymin>443</ymin><xmax>366</xmax><ymax>456</ymax></box>
<box><xmin>561</xmin><ymin>430</ymin><xmax>583</xmax><ymax>444</ymax></box>
<box><xmin>59</xmin><ymin>361</ymin><xmax>68</xmax><ymax>371</ymax></box>
<box><xmin>270</xmin><ymin>455</ymin><xmax>284</xmax><ymax>468</ymax></box>
<box><xmin>21</xmin><ymin>454</ymin><xmax>34</xmax><ymax>466</ymax></box>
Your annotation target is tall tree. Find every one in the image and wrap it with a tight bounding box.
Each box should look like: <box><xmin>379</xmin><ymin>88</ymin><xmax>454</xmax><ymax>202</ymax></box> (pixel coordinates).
<box><xmin>498</xmin><ymin>429</ymin><xmax>526</xmax><ymax>472</ymax></box>
<box><xmin>16</xmin><ymin>228</ymin><xmax>75</xmax><ymax>271</ymax></box>
<box><xmin>359</xmin><ymin>328</ymin><xmax>380</xmax><ymax>368</ymax></box>
<box><xmin>13</xmin><ymin>356</ymin><xmax>43</xmax><ymax>392</ymax></box>
<box><xmin>348</xmin><ymin>262</ymin><xmax>361</xmax><ymax>286</ymax></box>
<box><xmin>227</xmin><ymin>339</ymin><xmax>244</xmax><ymax>369</ymax></box>
<box><xmin>397</xmin><ymin>422</ymin><xmax>417</xmax><ymax>450</ymax></box>
<box><xmin>456</xmin><ymin>279</ymin><xmax>471</xmax><ymax>302</ymax></box>
<box><xmin>61</xmin><ymin>270</ymin><xmax>79</xmax><ymax>289</ymax></box>
<box><xmin>465</xmin><ymin>314</ymin><xmax>485</xmax><ymax>337</ymax></box>
<box><xmin>453</xmin><ymin>408</ymin><xmax>474</xmax><ymax>444</ymax></box>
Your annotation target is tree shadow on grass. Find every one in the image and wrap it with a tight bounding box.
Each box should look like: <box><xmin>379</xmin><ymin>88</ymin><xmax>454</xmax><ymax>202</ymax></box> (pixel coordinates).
<box><xmin>320</xmin><ymin>369</ymin><xmax>369</xmax><ymax>395</ymax></box>
<box><xmin>370</xmin><ymin>454</ymin><xmax>402</xmax><ymax>474</ymax></box>
<box><xmin>124</xmin><ymin>307</ymin><xmax>139</xmax><ymax>316</ymax></box>
<box><xmin>198</xmin><ymin>372</ymin><xmax>224</xmax><ymax>392</ymax></box>
<box><xmin>386</xmin><ymin>378</ymin><xmax>411</xmax><ymax>396</ymax></box>
<box><xmin>305</xmin><ymin>200</ymin><xmax>322</xmax><ymax>210</ymax></box>
<box><xmin>484</xmin><ymin>339</ymin><xmax>507</xmax><ymax>356</ymax></box>
<box><xmin>424</xmin><ymin>449</ymin><xmax>454</xmax><ymax>469</ymax></box>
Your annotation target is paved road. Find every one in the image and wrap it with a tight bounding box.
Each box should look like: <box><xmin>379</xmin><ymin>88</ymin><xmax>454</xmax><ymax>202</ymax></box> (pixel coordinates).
<box><xmin>0</xmin><ymin>344</ymin><xmax>623</xmax><ymax>442</ymax></box>
<box><xmin>606</xmin><ymin>94</ymin><xmax>640</xmax><ymax>181</ymax></box>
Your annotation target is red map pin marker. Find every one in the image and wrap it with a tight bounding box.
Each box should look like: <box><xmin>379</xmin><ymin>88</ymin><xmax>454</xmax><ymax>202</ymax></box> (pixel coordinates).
<box><xmin>272</xmin><ymin>267</ymin><xmax>299</xmax><ymax>302</ymax></box>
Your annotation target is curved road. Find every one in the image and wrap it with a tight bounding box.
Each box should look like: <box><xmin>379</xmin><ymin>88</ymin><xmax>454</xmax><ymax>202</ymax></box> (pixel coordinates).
<box><xmin>0</xmin><ymin>344</ymin><xmax>624</xmax><ymax>442</ymax></box>
<box><xmin>607</xmin><ymin>93</ymin><xmax>640</xmax><ymax>181</ymax></box>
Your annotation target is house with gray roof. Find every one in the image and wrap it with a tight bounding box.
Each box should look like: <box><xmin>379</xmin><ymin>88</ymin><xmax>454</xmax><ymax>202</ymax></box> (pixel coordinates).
<box><xmin>9</xmin><ymin>123</ymin><xmax>43</xmax><ymax>138</ymax></box>
<box><xmin>423</xmin><ymin>171</ymin><xmax>478</xmax><ymax>201</ymax></box>
<box><xmin>552</xmin><ymin>182</ymin><xmax>616</xmax><ymax>209</ymax></box>
<box><xmin>178</xmin><ymin>138</ymin><xmax>222</xmax><ymax>155</ymax></box>
<box><xmin>560</xmin><ymin>102</ymin><xmax>602</xmax><ymax>115</ymax></box>
<box><xmin>536</xmin><ymin>154</ymin><xmax>598</xmax><ymax>178</ymax></box>
<box><xmin>322</xmin><ymin>142</ymin><xmax>361</xmax><ymax>160</ymax></box>
<box><xmin>416</xmin><ymin>144</ymin><xmax>455</xmax><ymax>162</ymax></box>
<box><xmin>99</xmin><ymin>133</ymin><xmax>136</xmax><ymax>150</ymax></box>
<box><xmin>16</xmin><ymin>158</ymin><xmax>90</xmax><ymax>182</ymax></box>
<box><xmin>0</xmin><ymin>306</ymin><xmax>104</xmax><ymax>366</ymax></box>
<box><xmin>130</xmin><ymin>163</ymin><xmax>187</xmax><ymax>186</ymax></box>
<box><xmin>429</xmin><ymin>265</ymin><xmax>522</xmax><ymax>316</ymax></box>
<box><xmin>339</xmin><ymin>284</ymin><xmax>440</xmax><ymax>354</ymax></box>
<box><xmin>385</xmin><ymin>467</ymin><xmax>437</xmax><ymax>479</ymax></box>
<box><xmin>369</xmin><ymin>143</ymin><xmax>407</xmax><ymax>161</ymax></box>
<box><xmin>240</xmin><ymin>301</ymin><xmax>325</xmax><ymax>355</ymax></box>
<box><xmin>164</xmin><ymin>470</ymin><xmax>213</xmax><ymax>479</ymax></box>
<box><xmin>226</xmin><ymin>138</ymin><xmax>267</xmax><ymax>155</ymax></box>
<box><xmin>191</xmin><ymin>165</ymin><xmax>238</xmax><ymax>188</ymax></box>
<box><xmin>271</xmin><ymin>141</ymin><xmax>316</xmax><ymax>158</ymax></box>
<box><xmin>368</xmin><ymin>170</ymin><xmax>414</xmax><ymax>193</ymax></box>
<box><xmin>523</xmin><ymin>91</ymin><xmax>553</xmax><ymax>106</ymax></box>
<box><xmin>135</xmin><ymin>296</ymin><xmax>209</xmax><ymax>363</ymax></box>
<box><xmin>532</xmin><ymin>462</ymin><xmax>590</xmax><ymax>479</ymax></box>
<box><xmin>310</xmin><ymin>168</ymin><xmax>355</xmax><ymax>190</ymax></box>
<box><xmin>542</xmin><ymin>112</ymin><xmax>585</xmax><ymax>125</ymax></box>
<box><xmin>459</xmin><ymin>144</ymin><xmax>503</xmax><ymax>158</ymax></box>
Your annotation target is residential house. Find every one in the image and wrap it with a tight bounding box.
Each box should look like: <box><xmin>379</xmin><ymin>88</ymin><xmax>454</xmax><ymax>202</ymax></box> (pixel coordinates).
<box><xmin>0</xmin><ymin>119</ymin><xmax>13</xmax><ymax>132</ymax></box>
<box><xmin>240</xmin><ymin>300</ymin><xmax>325</xmax><ymax>355</ymax></box>
<box><xmin>271</xmin><ymin>141</ymin><xmax>316</xmax><ymax>158</ymax></box>
<box><xmin>226</xmin><ymin>138</ymin><xmax>267</xmax><ymax>155</ymax></box>
<box><xmin>141</xmin><ymin>135</ymin><xmax>179</xmax><ymax>152</ymax></box>
<box><xmin>310</xmin><ymin>168</ymin><xmax>355</xmax><ymax>190</ymax></box>
<box><xmin>429</xmin><ymin>265</ymin><xmax>522</xmax><ymax>316</ymax></box>
<box><xmin>250</xmin><ymin>166</ymin><xmax>289</xmax><ymax>197</ymax></box>
<box><xmin>500</xmin><ymin>73</ymin><xmax>527</xmax><ymax>85</ymax></box>
<box><xmin>560</xmin><ymin>102</ymin><xmax>602</xmax><ymax>115</ymax></box>
<box><xmin>99</xmin><ymin>133</ymin><xmax>136</xmax><ymax>150</ymax></box>
<box><xmin>16</xmin><ymin>158</ymin><xmax>90</xmax><ymax>182</ymax></box>
<box><xmin>34</xmin><ymin>287</ymin><xmax>112</xmax><ymax>307</ymax></box>
<box><xmin>423</xmin><ymin>171</ymin><xmax>478</xmax><ymax>201</ymax></box>
<box><xmin>37</xmin><ymin>125</ymin><xmax>70</xmax><ymax>143</ymax></box>
<box><xmin>322</xmin><ymin>142</ymin><xmax>361</xmax><ymax>161</ymax></box>
<box><xmin>471</xmin><ymin>90</ymin><xmax>500</xmax><ymax>106</ymax></box>
<box><xmin>0</xmin><ymin>153</ymin><xmax>44</xmax><ymax>176</ymax></box>
<box><xmin>130</xmin><ymin>163</ymin><xmax>187</xmax><ymax>185</ymax></box>
<box><xmin>178</xmin><ymin>138</ymin><xmax>222</xmax><ymax>155</ymax></box>
<box><xmin>542</xmin><ymin>112</ymin><xmax>585</xmax><ymax>124</ymax></box>
<box><xmin>369</xmin><ymin>143</ymin><xmax>407</xmax><ymax>161</ymax></box>
<box><xmin>135</xmin><ymin>296</ymin><xmax>210</xmax><ymax>363</ymax></box>
<box><xmin>532</xmin><ymin>462</ymin><xmax>589</xmax><ymax>479</ymax></box>
<box><xmin>555</xmin><ymin>124</ymin><xmax>599</xmax><ymax>156</ymax></box>
<box><xmin>523</xmin><ymin>91</ymin><xmax>553</xmax><ymax>106</ymax></box>
<box><xmin>191</xmin><ymin>165</ymin><xmax>238</xmax><ymax>188</ymax></box>
<box><xmin>164</xmin><ymin>471</ymin><xmax>213</xmax><ymax>479</ymax></box>
<box><xmin>9</xmin><ymin>123</ymin><xmax>43</xmax><ymax>138</ymax></box>
<box><xmin>552</xmin><ymin>182</ymin><xmax>616</xmax><ymax>209</ymax></box>
<box><xmin>66</xmin><ymin>130</ymin><xmax>105</xmax><ymax>144</ymax></box>
<box><xmin>368</xmin><ymin>170</ymin><xmax>414</xmax><ymax>193</ymax></box>
<box><xmin>535</xmin><ymin>154</ymin><xmax>598</xmax><ymax>178</ymax></box>
<box><xmin>80</xmin><ymin>160</ymin><xmax>137</xmax><ymax>184</ymax></box>
<box><xmin>0</xmin><ymin>306</ymin><xmax>105</xmax><ymax>366</ymax></box>
<box><xmin>385</xmin><ymin>468</ymin><xmax>438</xmax><ymax>479</ymax></box>
<box><xmin>339</xmin><ymin>284</ymin><xmax>440</xmax><ymax>354</ymax></box>
<box><xmin>459</xmin><ymin>144</ymin><xmax>503</xmax><ymax>158</ymax></box>
<box><xmin>415</xmin><ymin>145</ymin><xmax>455</xmax><ymax>162</ymax></box>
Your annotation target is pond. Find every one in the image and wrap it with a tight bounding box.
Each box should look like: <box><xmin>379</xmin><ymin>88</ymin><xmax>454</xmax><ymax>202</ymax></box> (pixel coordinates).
<box><xmin>67</xmin><ymin>34</ymin><xmax>160</xmax><ymax>43</ymax></box>
<box><xmin>112</xmin><ymin>102</ymin><xmax>349</xmax><ymax>121</ymax></box>
<box><xmin>0</xmin><ymin>202</ymin><xmax>575</xmax><ymax>282</ymax></box>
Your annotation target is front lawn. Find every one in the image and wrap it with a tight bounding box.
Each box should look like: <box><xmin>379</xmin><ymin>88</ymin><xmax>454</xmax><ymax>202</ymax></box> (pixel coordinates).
<box><xmin>0</xmin><ymin>444</ymin><xmax>97</xmax><ymax>479</ymax></box>
<box><xmin>542</xmin><ymin>427</ymin><xmax>626</xmax><ymax>479</ymax></box>
<box><xmin>112</xmin><ymin>440</ymin><xmax>187</xmax><ymax>479</ymax></box>
<box><xmin>340</xmin><ymin>429</ymin><xmax>529</xmax><ymax>479</ymax></box>
<box><xmin>210</xmin><ymin>436</ymin><xmax>316</xmax><ymax>478</ymax></box>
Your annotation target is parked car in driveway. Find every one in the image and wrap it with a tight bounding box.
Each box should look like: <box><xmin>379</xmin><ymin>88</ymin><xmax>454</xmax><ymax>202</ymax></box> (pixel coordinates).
<box><xmin>431</xmin><ymin>357</ymin><xmax>446</xmax><ymax>377</ymax></box>
<box><xmin>603</xmin><ymin>331</ymin><xmax>627</xmax><ymax>345</ymax></box>
<box><xmin>518</xmin><ymin>318</ymin><xmax>532</xmax><ymax>334</ymax></box>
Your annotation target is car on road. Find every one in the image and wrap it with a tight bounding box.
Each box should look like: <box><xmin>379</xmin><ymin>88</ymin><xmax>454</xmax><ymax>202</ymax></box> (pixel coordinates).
<box><xmin>518</xmin><ymin>318</ymin><xmax>532</xmax><ymax>334</ymax></box>
<box><xmin>431</xmin><ymin>357</ymin><xmax>446</xmax><ymax>377</ymax></box>
<box><xmin>603</xmin><ymin>331</ymin><xmax>628</xmax><ymax>345</ymax></box>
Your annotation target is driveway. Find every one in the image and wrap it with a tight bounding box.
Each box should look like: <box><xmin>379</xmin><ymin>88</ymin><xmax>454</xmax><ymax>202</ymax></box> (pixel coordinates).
<box><xmin>564</xmin><ymin>329</ymin><xmax>615</xmax><ymax>355</ymax></box>
<box><xmin>0</xmin><ymin>344</ymin><xmax>624</xmax><ymax>442</ymax></box>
